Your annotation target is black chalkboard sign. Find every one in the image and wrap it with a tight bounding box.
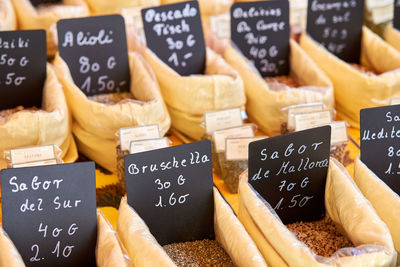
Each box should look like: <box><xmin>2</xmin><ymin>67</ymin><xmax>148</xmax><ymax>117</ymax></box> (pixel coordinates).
<box><xmin>306</xmin><ymin>0</ymin><xmax>364</xmax><ymax>63</ymax></box>
<box><xmin>394</xmin><ymin>0</ymin><xmax>400</xmax><ymax>31</ymax></box>
<box><xmin>57</xmin><ymin>15</ymin><xmax>130</xmax><ymax>97</ymax></box>
<box><xmin>0</xmin><ymin>30</ymin><xmax>46</xmax><ymax>110</ymax></box>
<box><xmin>1</xmin><ymin>162</ymin><xmax>97</xmax><ymax>267</ymax></box>
<box><xmin>30</xmin><ymin>0</ymin><xmax>62</xmax><ymax>7</ymax></box>
<box><xmin>248</xmin><ymin>126</ymin><xmax>331</xmax><ymax>224</ymax></box>
<box><xmin>360</xmin><ymin>105</ymin><xmax>400</xmax><ymax>194</ymax></box>
<box><xmin>125</xmin><ymin>140</ymin><xmax>214</xmax><ymax>246</ymax></box>
<box><xmin>142</xmin><ymin>1</ymin><xmax>206</xmax><ymax>76</ymax></box>
<box><xmin>231</xmin><ymin>0</ymin><xmax>290</xmax><ymax>77</ymax></box>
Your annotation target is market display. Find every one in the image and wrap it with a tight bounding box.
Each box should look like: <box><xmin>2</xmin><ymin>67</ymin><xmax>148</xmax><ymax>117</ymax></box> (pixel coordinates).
<box><xmin>1</xmin><ymin>0</ymin><xmax>400</xmax><ymax>266</ymax></box>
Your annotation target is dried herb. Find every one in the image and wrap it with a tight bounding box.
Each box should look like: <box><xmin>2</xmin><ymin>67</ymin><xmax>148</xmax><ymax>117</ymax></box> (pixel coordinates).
<box><xmin>88</xmin><ymin>92</ymin><xmax>134</xmax><ymax>105</ymax></box>
<box><xmin>286</xmin><ymin>216</ymin><xmax>353</xmax><ymax>258</ymax></box>
<box><xmin>218</xmin><ymin>152</ymin><xmax>247</xmax><ymax>194</ymax></box>
<box><xmin>96</xmin><ymin>183</ymin><xmax>124</xmax><ymax>209</ymax></box>
<box><xmin>330</xmin><ymin>143</ymin><xmax>347</xmax><ymax>164</ymax></box>
<box><xmin>116</xmin><ymin>145</ymin><xmax>129</xmax><ymax>193</ymax></box>
<box><xmin>163</xmin><ymin>239</ymin><xmax>234</xmax><ymax>267</ymax></box>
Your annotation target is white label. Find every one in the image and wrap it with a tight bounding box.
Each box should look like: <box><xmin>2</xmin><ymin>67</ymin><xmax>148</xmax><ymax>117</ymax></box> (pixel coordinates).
<box><xmin>10</xmin><ymin>145</ymin><xmax>56</xmax><ymax>165</ymax></box>
<box><xmin>287</xmin><ymin>103</ymin><xmax>324</xmax><ymax>129</ymax></box>
<box><xmin>390</xmin><ymin>96</ymin><xmax>400</xmax><ymax>105</ymax></box>
<box><xmin>315</xmin><ymin>121</ymin><xmax>349</xmax><ymax>145</ymax></box>
<box><xmin>12</xmin><ymin>159</ymin><xmax>58</xmax><ymax>168</ymax></box>
<box><xmin>209</xmin><ymin>12</ymin><xmax>231</xmax><ymax>39</ymax></box>
<box><xmin>129</xmin><ymin>138</ymin><xmax>169</xmax><ymax>154</ymax></box>
<box><xmin>329</xmin><ymin>121</ymin><xmax>348</xmax><ymax>145</ymax></box>
<box><xmin>226</xmin><ymin>136</ymin><xmax>267</xmax><ymax>161</ymax></box>
<box><xmin>213</xmin><ymin>125</ymin><xmax>255</xmax><ymax>152</ymax></box>
<box><xmin>294</xmin><ymin>110</ymin><xmax>332</xmax><ymax>131</ymax></box>
<box><xmin>119</xmin><ymin>124</ymin><xmax>160</xmax><ymax>151</ymax></box>
<box><xmin>204</xmin><ymin>108</ymin><xmax>243</xmax><ymax>135</ymax></box>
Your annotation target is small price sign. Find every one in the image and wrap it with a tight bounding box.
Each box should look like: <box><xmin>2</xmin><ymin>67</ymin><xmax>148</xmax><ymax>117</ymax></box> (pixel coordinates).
<box><xmin>361</xmin><ymin>105</ymin><xmax>400</xmax><ymax>194</ymax></box>
<box><xmin>141</xmin><ymin>1</ymin><xmax>206</xmax><ymax>76</ymax></box>
<box><xmin>57</xmin><ymin>15</ymin><xmax>131</xmax><ymax>97</ymax></box>
<box><xmin>248</xmin><ymin>126</ymin><xmax>331</xmax><ymax>224</ymax></box>
<box><xmin>0</xmin><ymin>30</ymin><xmax>46</xmax><ymax>110</ymax></box>
<box><xmin>230</xmin><ymin>0</ymin><xmax>290</xmax><ymax>77</ymax></box>
<box><xmin>1</xmin><ymin>162</ymin><xmax>97</xmax><ymax>266</ymax></box>
<box><xmin>125</xmin><ymin>140</ymin><xmax>214</xmax><ymax>245</ymax></box>
<box><xmin>306</xmin><ymin>0</ymin><xmax>364</xmax><ymax>63</ymax></box>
